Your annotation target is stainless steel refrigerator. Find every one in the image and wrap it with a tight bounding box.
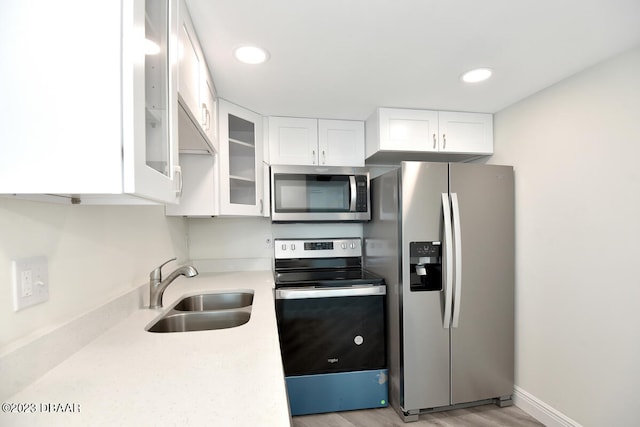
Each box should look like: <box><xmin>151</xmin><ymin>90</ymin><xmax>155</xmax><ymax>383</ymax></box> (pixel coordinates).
<box><xmin>363</xmin><ymin>161</ymin><xmax>514</xmax><ymax>422</ymax></box>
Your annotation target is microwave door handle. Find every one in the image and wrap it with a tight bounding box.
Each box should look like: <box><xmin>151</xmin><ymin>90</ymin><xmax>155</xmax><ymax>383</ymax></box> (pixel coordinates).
<box><xmin>349</xmin><ymin>176</ymin><xmax>357</xmax><ymax>211</ymax></box>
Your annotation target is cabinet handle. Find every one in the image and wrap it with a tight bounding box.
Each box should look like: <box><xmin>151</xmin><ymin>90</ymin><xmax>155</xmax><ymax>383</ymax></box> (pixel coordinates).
<box><xmin>443</xmin><ymin>133</ymin><xmax>446</xmax><ymax>149</ymax></box>
<box><xmin>312</xmin><ymin>150</ymin><xmax>316</xmax><ymax>165</ymax></box>
<box><xmin>433</xmin><ymin>133</ymin><xmax>436</xmax><ymax>149</ymax></box>
<box><xmin>260</xmin><ymin>199</ymin><xmax>263</xmax><ymax>214</ymax></box>
<box><xmin>201</xmin><ymin>103</ymin><xmax>207</xmax><ymax>127</ymax></box>
<box><xmin>201</xmin><ymin>103</ymin><xmax>211</xmax><ymax>131</ymax></box>
<box><xmin>322</xmin><ymin>150</ymin><xmax>326</xmax><ymax>164</ymax></box>
<box><xmin>174</xmin><ymin>165</ymin><xmax>183</xmax><ymax>198</ymax></box>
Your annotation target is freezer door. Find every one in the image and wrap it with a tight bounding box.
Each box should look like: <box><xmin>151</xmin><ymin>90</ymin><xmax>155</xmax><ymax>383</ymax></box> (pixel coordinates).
<box><xmin>399</xmin><ymin>162</ymin><xmax>450</xmax><ymax>411</ymax></box>
<box><xmin>449</xmin><ymin>163</ymin><xmax>515</xmax><ymax>405</ymax></box>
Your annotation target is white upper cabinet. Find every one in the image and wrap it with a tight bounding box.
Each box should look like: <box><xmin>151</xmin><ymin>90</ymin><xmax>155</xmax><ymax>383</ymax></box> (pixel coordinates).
<box><xmin>176</xmin><ymin>0</ymin><xmax>217</xmax><ymax>154</ymax></box>
<box><xmin>318</xmin><ymin>120</ymin><xmax>366</xmax><ymax>167</ymax></box>
<box><xmin>268</xmin><ymin>117</ymin><xmax>318</xmax><ymax>165</ymax></box>
<box><xmin>268</xmin><ymin>117</ymin><xmax>365</xmax><ymax>166</ymax></box>
<box><xmin>178</xmin><ymin>10</ymin><xmax>201</xmax><ymax>120</ymax></box>
<box><xmin>201</xmin><ymin>77</ymin><xmax>219</xmax><ymax>149</ymax></box>
<box><xmin>166</xmin><ymin>99</ymin><xmax>265</xmax><ymax>218</ymax></box>
<box><xmin>437</xmin><ymin>111</ymin><xmax>493</xmax><ymax>154</ymax></box>
<box><xmin>164</xmin><ymin>153</ymin><xmax>218</xmax><ymax>216</ymax></box>
<box><xmin>376</xmin><ymin>109</ymin><xmax>439</xmax><ymax>152</ymax></box>
<box><xmin>0</xmin><ymin>0</ymin><xmax>181</xmax><ymax>204</ymax></box>
<box><xmin>218</xmin><ymin>100</ymin><xmax>265</xmax><ymax>216</ymax></box>
<box><xmin>366</xmin><ymin>107</ymin><xmax>493</xmax><ymax>164</ymax></box>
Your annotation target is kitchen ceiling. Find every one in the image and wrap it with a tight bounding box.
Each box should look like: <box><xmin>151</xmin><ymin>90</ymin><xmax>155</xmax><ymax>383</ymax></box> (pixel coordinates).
<box><xmin>186</xmin><ymin>0</ymin><xmax>640</xmax><ymax>120</ymax></box>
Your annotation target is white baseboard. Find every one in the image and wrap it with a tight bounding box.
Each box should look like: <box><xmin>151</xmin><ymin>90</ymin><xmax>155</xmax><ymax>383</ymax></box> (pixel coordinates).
<box><xmin>514</xmin><ymin>386</ymin><xmax>583</xmax><ymax>427</ymax></box>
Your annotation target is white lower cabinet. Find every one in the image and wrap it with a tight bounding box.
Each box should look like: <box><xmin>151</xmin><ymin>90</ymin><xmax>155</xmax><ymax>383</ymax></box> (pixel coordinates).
<box><xmin>268</xmin><ymin>117</ymin><xmax>365</xmax><ymax>166</ymax></box>
<box><xmin>0</xmin><ymin>0</ymin><xmax>181</xmax><ymax>205</ymax></box>
<box><xmin>366</xmin><ymin>108</ymin><xmax>493</xmax><ymax>163</ymax></box>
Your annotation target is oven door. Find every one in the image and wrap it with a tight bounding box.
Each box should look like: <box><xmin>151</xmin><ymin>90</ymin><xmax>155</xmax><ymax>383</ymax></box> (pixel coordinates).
<box><xmin>275</xmin><ymin>285</ymin><xmax>386</xmax><ymax>376</ymax></box>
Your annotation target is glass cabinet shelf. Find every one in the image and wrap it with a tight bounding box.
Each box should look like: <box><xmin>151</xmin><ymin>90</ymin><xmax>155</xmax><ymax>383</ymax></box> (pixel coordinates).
<box><xmin>228</xmin><ymin>138</ymin><xmax>254</xmax><ymax>148</ymax></box>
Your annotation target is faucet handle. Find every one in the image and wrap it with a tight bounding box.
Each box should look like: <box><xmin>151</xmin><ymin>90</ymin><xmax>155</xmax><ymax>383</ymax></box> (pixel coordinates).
<box><xmin>150</xmin><ymin>257</ymin><xmax>177</xmax><ymax>281</ymax></box>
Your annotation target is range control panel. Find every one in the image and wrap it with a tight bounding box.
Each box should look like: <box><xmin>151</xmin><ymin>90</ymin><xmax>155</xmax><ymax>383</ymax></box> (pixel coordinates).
<box><xmin>274</xmin><ymin>238</ymin><xmax>362</xmax><ymax>259</ymax></box>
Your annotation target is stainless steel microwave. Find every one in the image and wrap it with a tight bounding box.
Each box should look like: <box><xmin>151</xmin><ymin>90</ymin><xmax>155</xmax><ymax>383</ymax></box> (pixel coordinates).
<box><xmin>270</xmin><ymin>166</ymin><xmax>370</xmax><ymax>222</ymax></box>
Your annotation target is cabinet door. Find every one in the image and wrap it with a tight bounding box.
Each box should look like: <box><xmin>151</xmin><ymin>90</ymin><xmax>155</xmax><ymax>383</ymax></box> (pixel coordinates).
<box><xmin>0</xmin><ymin>0</ymin><xmax>179</xmax><ymax>204</ymax></box>
<box><xmin>219</xmin><ymin>100</ymin><xmax>264</xmax><ymax>216</ymax></box>
<box><xmin>268</xmin><ymin>117</ymin><xmax>318</xmax><ymax>165</ymax></box>
<box><xmin>124</xmin><ymin>0</ymin><xmax>180</xmax><ymax>204</ymax></box>
<box><xmin>438</xmin><ymin>112</ymin><xmax>493</xmax><ymax>154</ymax></box>
<box><xmin>201</xmin><ymin>74</ymin><xmax>219</xmax><ymax>152</ymax></box>
<box><xmin>165</xmin><ymin>154</ymin><xmax>218</xmax><ymax>216</ymax></box>
<box><xmin>379</xmin><ymin>108</ymin><xmax>439</xmax><ymax>152</ymax></box>
<box><xmin>0</xmin><ymin>0</ymin><xmax>122</xmax><ymax>195</ymax></box>
<box><xmin>318</xmin><ymin>119</ymin><xmax>365</xmax><ymax>166</ymax></box>
<box><xmin>175</xmin><ymin>0</ymin><xmax>216</xmax><ymax>154</ymax></box>
<box><xmin>177</xmin><ymin>0</ymin><xmax>201</xmax><ymax>118</ymax></box>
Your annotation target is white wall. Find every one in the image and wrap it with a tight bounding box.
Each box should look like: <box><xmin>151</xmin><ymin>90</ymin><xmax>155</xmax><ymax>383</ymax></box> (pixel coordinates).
<box><xmin>188</xmin><ymin>216</ymin><xmax>362</xmax><ymax>264</ymax></box>
<box><xmin>487</xmin><ymin>46</ymin><xmax>640</xmax><ymax>426</ymax></box>
<box><xmin>0</xmin><ymin>198</ymin><xmax>362</xmax><ymax>351</ymax></box>
<box><xmin>0</xmin><ymin>198</ymin><xmax>188</xmax><ymax>351</ymax></box>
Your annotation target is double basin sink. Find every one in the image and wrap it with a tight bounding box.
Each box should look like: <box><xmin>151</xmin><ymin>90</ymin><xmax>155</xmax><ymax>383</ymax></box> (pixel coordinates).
<box><xmin>147</xmin><ymin>291</ymin><xmax>254</xmax><ymax>333</ymax></box>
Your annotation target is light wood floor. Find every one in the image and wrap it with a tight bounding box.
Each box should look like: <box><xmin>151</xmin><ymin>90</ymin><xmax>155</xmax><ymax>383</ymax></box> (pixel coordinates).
<box><xmin>292</xmin><ymin>404</ymin><xmax>544</xmax><ymax>427</ymax></box>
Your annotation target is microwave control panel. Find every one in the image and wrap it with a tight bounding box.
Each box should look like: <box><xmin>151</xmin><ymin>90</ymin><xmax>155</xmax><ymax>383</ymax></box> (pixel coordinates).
<box><xmin>356</xmin><ymin>176</ymin><xmax>368</xmax><ymax>212</ymax></box>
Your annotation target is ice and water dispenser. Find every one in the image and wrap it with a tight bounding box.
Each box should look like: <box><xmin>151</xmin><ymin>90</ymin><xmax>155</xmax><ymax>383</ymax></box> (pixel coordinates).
<box><xmin>409</xmin><ymin>241</ymin><xmax>442</xmax><ymax>292</ymax></box>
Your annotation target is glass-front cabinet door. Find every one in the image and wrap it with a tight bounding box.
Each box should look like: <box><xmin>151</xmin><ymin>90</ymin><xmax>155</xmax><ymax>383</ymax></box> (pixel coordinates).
<box><xmin>144</xmin><ymin>0</ymin><xmax>170</xmax><ymax>176</ymax></box>
<box><xmin>0</xmin><ymin>0</ymin><xmax>180</xmax><ymax>204</ymax></box>
<box><xmin>218</xmin><ymin>100</ymin><xmax>264</xmax><ymax>216</ymax></box>
<box><xmin>123</xmin><ymin>0</ymin><xmax>180</xmax><ymax>204</ymax></box>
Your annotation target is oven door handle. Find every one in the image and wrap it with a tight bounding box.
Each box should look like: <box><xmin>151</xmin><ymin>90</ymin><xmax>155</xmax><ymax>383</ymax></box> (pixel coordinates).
<box><xmin>275</xmin><ymin>285</ymin><xmax>386</xmax><ymax>300</ymax></box>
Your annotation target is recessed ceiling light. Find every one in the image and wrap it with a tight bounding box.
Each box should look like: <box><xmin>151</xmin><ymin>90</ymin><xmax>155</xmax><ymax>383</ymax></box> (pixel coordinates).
<box><xmin>234</xmin><ymin>45</ymin><xmax>269</xmax><ymax>64</ymax></box>
<box><xmin>461</xmin><ymin>68</ymin><xmax>493</xmax><ymax>83</ymax></box>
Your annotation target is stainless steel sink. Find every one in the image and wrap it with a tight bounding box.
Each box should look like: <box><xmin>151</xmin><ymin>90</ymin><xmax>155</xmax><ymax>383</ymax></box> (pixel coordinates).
<box><xmin>173</xmin><ymin>291</ymin><xmax>253</xmax><ymax>311</ymax></box>
<box><xmin>146</xmin><ymin>290</ymin><xmax>253</xmax><ymax>333</ymax></box>
<box><xmin>147</xmin><ymin>311</ymin><xmax>250</xmax><ymax>333</ymax></box>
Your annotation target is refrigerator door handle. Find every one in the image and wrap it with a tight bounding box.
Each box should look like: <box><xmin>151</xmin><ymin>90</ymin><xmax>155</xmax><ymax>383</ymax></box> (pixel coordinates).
<box><xmin>441</xmin><ymin>193</ymin><xmax>454</xmax><ymax>329</ymax></box>
<box><xmin>451</xmin><ymin>192</ymin><xmax>463</xmax><ymax>328</ymax></box>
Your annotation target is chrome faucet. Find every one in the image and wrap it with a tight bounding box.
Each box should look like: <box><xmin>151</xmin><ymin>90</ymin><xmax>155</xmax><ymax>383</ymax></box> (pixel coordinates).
<box><xmin>149</xmin><ymin>257</ymin><xmax>198</xmax><ymax>309</ymax></box>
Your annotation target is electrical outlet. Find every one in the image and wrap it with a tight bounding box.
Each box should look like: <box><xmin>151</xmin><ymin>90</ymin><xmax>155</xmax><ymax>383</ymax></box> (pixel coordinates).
<box><xmin>12</xmin><ymin>256</ymin><xmax>49</xmax><ymax>311</ymax></box>
<box><xmin>21</xmin><ymin>270</ymin><xmax>33</xmax><ymax>297</ymax></box>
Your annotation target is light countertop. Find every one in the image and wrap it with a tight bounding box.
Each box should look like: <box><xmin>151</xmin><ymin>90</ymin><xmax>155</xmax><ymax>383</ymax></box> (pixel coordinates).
<box><xmin>1</xmin><ymin>271</ymin><xmax>291</xmax><ymax>427</ymax></box>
